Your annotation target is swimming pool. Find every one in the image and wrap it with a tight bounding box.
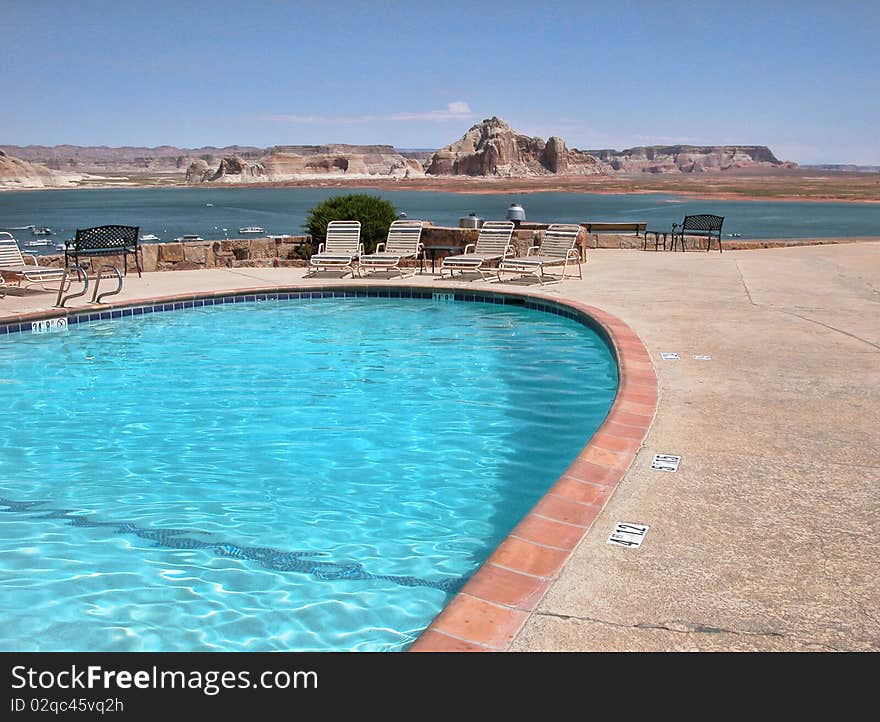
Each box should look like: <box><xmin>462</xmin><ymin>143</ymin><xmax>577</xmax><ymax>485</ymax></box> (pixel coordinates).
<box><xmin>0</xmin><ymin>294</ymin><xmax>618</xmax><ymax>651</ymax></box>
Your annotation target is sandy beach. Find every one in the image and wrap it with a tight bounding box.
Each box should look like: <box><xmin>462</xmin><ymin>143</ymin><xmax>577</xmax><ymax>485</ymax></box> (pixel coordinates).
<box><xmin>30</xmin><ymin>168</ymin><xmax>876</xmax><ymax>204</ymax></box>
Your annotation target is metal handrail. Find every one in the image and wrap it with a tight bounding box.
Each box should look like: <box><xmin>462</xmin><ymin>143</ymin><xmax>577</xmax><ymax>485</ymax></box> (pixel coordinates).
<box><xmin>91</xmin><ymin>264</ymin><xmax>123</xmax><ymax>304</ymax></box>
<box><xmin>54</xmin><ymin>265</ymin><xmax>88</xmax><ymax>308</ymax></box>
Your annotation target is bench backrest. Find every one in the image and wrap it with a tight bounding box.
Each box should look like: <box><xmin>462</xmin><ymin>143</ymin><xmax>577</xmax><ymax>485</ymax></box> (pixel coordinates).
<box><xmin>74</xmin><ymin>225</ymin><xmax>139</xmax><ymax>251</ymax></box>
<box><xmin>681</xmin><ymin>214</ymin><xmax>724</xmax><ymax>233</ymax></box>
<box><xmin>539</xmin><ymin>224</ymin><xmax>582</xmax><ymax>258</ymax></box>
<box><xmin>585</xmin><ymin>222</ymin><xmax>647</xmax><ymax>233</ymax></box>
<box><xmin>0</xmin><ymin>232</ymin><xmax>26</xmax><ymax>267</ymax></box>
<box><xmin>474</xmin><ymin>220</ymin><xmax>515</xmax><ymax>257</ymax></box>
<box><xmin>324</xmin><ymin>220</ymin><xmax>362</xmax><ymax>253</ymax></box>
<box><xmin>384</xmin><ymin>220</ymin><xmax>424</xmax><ymax>255</ymax></box>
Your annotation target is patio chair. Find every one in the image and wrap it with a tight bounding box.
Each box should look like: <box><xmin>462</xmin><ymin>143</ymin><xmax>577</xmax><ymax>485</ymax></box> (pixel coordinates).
<box><xmin>0</xmin><ymin>232</ymin><xmax>68</xmax><ymax>296</ymax></box>
<box><xmin>439</xmin><ymin>220</ymin><xmax>515</xmax><ymax>280</ymax></box>
<box><xmin>307</xmin><ymin>220</ymin><xmax>363</xmax><ymax>277</ymax></box>
<box><xmin>496</xmin><ymin>224</ymin><xmax>583</xmax><ymax>284</ymax></box>
<box><xmin>358</xmin><ymin>220</ymin><xmax>424</xmax><ymax>277</ymax></box>
<box><xmin>670</xmin><ymin>214</ymin><xmax>725</xmax><ymax>252</ymax></box>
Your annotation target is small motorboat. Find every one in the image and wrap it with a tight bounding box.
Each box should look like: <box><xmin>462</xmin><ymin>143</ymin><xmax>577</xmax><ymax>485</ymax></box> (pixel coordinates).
<box><xmin>140</xmin><ymin>234</ymin><xmax>160</xmax><ymax>241</ymax></box>
<box><xmin>32</xmin><ymin>226</ymin><xmax>54</xmax><ymax>236</ymax></box>
<box><xmin>239</xmin><ymin>226</ymin><xmax>265</xmax><ymax>234</ymax></box>
<box><xmin>173</xmin><ymin>234</ymin><xmax>204</xmax><ymax>242</ymax></box>
<box><xmin>23</xmin><ymin>239</ymin><xmax>55</xmax><ymax>248</ymax></box>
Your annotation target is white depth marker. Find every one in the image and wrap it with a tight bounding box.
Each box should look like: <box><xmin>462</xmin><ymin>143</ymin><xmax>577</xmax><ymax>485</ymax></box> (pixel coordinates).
<box><xmin>608</xmin><ymin>522</ymin><xmax>650</xmax><ymax>548</ymax></box>
<box><xmin>651</xmin><ymin>454</ymin><xmax>681</xmax><ymax>472</ymax></box>
<box><xmin>660</xmin><ymin>352</ymin><xmax>680</xmax><ymax>361</ymax></box>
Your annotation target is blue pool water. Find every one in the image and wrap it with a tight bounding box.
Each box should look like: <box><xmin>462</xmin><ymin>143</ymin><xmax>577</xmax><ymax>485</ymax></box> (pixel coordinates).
<box><xmin>0</xmin><ymin>297</ymin><xmax>617</xmax><ymax>651</ymax></box>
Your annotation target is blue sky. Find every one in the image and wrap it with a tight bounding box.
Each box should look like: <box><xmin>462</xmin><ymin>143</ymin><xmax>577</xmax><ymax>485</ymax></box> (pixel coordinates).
<box><xmin>4</xmin><ymin>0</ymin><xmax>879</xmax><ymax>163</ymax></box>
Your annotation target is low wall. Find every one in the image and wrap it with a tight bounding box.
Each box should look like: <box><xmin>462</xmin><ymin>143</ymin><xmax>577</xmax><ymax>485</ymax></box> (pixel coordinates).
<box><xmin>34</xmin><ymin>228</ymin><xmax>570</xmax><ymax>272</ymax></box>
<box><xmin>28</xmin><ymin>228</ymin><xmax>857</xmax><ymax>273</ymax></box>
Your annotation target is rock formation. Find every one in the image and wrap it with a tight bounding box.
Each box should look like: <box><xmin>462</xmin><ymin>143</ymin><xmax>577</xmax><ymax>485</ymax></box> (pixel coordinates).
<box><xmin>426</xmin><ymin>117</ymin><xmax>604</xmax><ymax>177</ymax></box>
<box><xmin>0</xmin><ymin>149</ymin><xmax>83</xmax><ymax>189</ymax></box>
<box><xmin>187</xmin><ymin>145</ymin><xmax>425</xmax><ymax>183</ymax></box>
<box><xmin>1</xmin><ymin>144</ymin><xmax>263</xmax><ymax>174</ymax></box>
<box><xmin>583</xmin><ymin>145</ymin><xmax>791</xmax><ymax>173</ymax></box>
<box><xmin>3</xmin><ymin>122</ymin><xmax>795</xmax><ymax>186</ymax></box>
<box><xmin>184</xmin><ymin>158</ymin><xmax>211</xmax><ymax>183</ymax></box>
<box><xmin>426</xmin><ymin>117</ymin><xmax>793</xmax><ymax>176</ymax></box>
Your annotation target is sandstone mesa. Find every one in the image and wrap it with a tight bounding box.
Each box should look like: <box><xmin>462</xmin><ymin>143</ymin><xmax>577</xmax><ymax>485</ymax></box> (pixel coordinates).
<box><xmin>1</xmin><ymin>117</ymin><xmax>795</xmax><ymax>189</ymax></box>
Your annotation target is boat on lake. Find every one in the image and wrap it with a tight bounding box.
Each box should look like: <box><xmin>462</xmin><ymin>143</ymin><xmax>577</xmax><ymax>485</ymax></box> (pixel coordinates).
<box><xmin>32</xmin><ymin>226</ymin><xmax>53</xmax><ymax>236</ymax></box>
<box><xmin>140</xmin><ymin>233</ymin><xmax>160</xmax><ymax>241</ymax></box>
<box><xmin>173</xmin><ymin>234</ymin><xmax>204</xmax><ymax>241</ymax></box>
<box><xmin>239</xmin><ymin>226</ymin><xmax>265</xmax><ymax>234</ymax></box>
<box><xmin>23</xmin><ymin>239</ymin><xmax>55</xmax><ymax>247</ymax></box>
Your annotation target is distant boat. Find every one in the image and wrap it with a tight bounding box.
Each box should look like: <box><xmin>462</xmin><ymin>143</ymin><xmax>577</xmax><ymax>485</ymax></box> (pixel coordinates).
<box><xmin>205</xmin><ymin>203</ymin><xmax>214</xmax><ymax>207</ymax></box>
<box><xmin>728</xmin><ymin>233</ymin><xmax>742</xmax><ymax>238</ymax></box>
<box><xmin>23</xmin><ymin>239</ymin><xmax>54</xmax><ymax>247</ymax></box>
<box><xmin>174</xmin><ymin>234</ymin><xmax>204</xmax><ymax>241</ymax></box>
<box><xmin>140</xmin><ymin>233</ymin><xmax>160</xmax><ymax>241</ymax></box>
<box><xmin>32</xmin><ymin>226</ymin><xmax>53</xmax><ymax>236</ymax></box>
<box><xmin>239</xmin><ymin>226</ymin><xmax>265</xmax><ymax>234</ymax></box>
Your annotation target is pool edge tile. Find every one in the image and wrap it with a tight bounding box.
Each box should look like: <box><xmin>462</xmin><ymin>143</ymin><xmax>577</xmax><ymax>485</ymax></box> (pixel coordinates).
<box><xmin>411</xmin><ymin>293</ymin><xmax>656</xmax><ymax>652</ymax></box>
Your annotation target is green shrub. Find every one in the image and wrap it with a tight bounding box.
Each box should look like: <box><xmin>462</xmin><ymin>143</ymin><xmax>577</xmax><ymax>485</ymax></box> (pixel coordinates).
<box><xmin>304</xmin><ymin>194</ymin><xmax>399</xmax><ymax>255</ymax></box>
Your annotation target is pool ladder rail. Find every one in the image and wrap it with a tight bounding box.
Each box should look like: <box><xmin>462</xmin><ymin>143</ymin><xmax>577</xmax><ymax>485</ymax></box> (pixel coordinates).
<box><xmin>54</xmin><ymin>264</ymin><xmax>124</xmax><ymax>308</ymax></box>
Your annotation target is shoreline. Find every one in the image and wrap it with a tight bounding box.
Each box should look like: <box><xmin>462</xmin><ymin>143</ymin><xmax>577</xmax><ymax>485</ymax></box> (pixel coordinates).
<box><xmin>3</xmin><ymin>174</ymin><xmax>880</xmax><ymax>204</ymax></box>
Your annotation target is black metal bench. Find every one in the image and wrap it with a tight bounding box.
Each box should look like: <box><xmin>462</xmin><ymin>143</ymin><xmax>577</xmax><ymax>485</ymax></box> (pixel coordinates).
<box><xmin>584</xmin><ymin>222</ymin><xmax>647</xmax><ymax>244</ymax></box>
<box><xmin>65</xmin><ymin>225</ymin><xmax>142</xmax><ymax>276</ymax></box>
<box><xmin>669</xmin><ymin>214</ymin><xmax>725</xmax><ymax>252</ymax></box>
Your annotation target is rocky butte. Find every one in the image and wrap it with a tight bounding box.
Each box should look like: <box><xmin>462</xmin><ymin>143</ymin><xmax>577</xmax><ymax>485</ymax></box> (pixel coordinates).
<box><xmin>424</xmin><ymin>117</ymin><xmax>794</xmax><ymax>176</ymax></box>
<box><xmin>0</xmin><ymin>144</ymin><xmax>263</xmax><ymax>174</ymax></box>
<box><xmin>426</xmin><ymin>117</ymin><xmax>605</xmax><ymax>177</ymax></box>
<box><xmin>0</xmin><ymin>117</ymin><xmax>795</xmax><ymax>189</ymax></box>
<box><xmin>0</xmin><ymin>149</ymin><xmax>84</xmax><ymax>189</ymax></box>
<box><xmin>186</xmin><ymin>145</ymin><xmax>425</xmax><ymax>183</ymax></box>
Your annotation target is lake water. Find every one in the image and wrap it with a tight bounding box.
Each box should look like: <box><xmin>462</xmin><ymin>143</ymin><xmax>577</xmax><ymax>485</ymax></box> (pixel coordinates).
<box><xmin>0</xmin><ymin>187</ymin><xmax>878</xmax><ymax>250</ymax></box>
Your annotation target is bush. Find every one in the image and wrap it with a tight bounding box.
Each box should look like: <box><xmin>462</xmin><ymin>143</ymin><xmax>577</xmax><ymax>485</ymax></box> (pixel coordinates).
<box><xmin>304</xmin><ymin>194</ymin><xmax>399</xmax><ymax>255</ymax></box>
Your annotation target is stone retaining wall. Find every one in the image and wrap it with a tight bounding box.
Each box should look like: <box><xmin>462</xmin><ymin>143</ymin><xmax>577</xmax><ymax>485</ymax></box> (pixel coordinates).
<box><xmin>28</xmin><ymin>228</ymin><xmax>853</xmax><ymax>273</ymax></box>
<box><xmin>33</xmin><ymin>228</ymin><xmax>562</xmax><ymax>272</ymax></box>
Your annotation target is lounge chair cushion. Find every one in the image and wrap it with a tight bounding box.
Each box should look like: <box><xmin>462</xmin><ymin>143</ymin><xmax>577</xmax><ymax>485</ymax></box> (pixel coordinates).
<box><xmin>359</xmin><ymin>253</ymin><xmax>403</xmax><ymax>264</ymax></box>
<box><xmin>500</xmin><ymin>255</ymin><xmax>566</xmax><ymax>267</ymax></box>
<box><xmin>441</xmin><ymin>253</ymin><xmax>501</xmax><ymax>266</ymax></box>
<box><xmin>0</xmin><ymin>264</ymin><xmax>66</xmax><ymax>276</ymax></box>
<box><xmin>310</xmin><ymin>253</ymin><xmax>355</xmax><ymax>264</ymax></box>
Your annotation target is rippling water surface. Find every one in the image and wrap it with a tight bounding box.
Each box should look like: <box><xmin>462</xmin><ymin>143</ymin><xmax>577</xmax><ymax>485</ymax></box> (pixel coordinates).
<box><xmin>0</xmin><ymin>299</ymin><xmax>617</xmax><ymax>651</ymax></box>
<box><xmin>2</xmin><ymin>186</ymin><xmax>879</xmax><ymax>245</ymax></box>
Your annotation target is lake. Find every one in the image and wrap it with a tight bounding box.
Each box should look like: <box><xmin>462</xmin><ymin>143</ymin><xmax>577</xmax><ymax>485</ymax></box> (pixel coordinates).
<box><xmin>1</xmin><ymin>187</ymin><xmax>878</xmax><ymax>250</ymax></box>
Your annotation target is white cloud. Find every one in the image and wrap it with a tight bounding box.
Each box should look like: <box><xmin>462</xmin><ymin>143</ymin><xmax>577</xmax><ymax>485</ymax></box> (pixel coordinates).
<box><xmin>265</xmin><ymin>102</ymin><xmax>474</xmax><ymax>125</ymax></box>
<box><xmin>388</xmin><ymin>102</ymin><xmax>474</xmax><ymax>121</ymax></box>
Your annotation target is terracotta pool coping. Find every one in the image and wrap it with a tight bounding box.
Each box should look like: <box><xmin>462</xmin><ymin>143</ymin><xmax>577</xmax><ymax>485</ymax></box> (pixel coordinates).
<box><xmin>0</xmin><ymin>282</ymin><xmax>657</xmax><ymax>653</ymax></box>
<box><xmin>408</xmin><ymin>294</ymin><xmax>656</xmax><ymax>652</ymax></box>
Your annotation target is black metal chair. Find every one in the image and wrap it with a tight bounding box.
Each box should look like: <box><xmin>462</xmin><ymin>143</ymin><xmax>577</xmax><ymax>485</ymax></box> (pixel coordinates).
<box><xmin>66</xmin><ymin>225</ymin><xmax>141</xmax><ymax>276</ymax></box>
<box><xmin>670</xmin><ymin>214</ymin><xmax>725</xmax><ymax>252</ymax></box>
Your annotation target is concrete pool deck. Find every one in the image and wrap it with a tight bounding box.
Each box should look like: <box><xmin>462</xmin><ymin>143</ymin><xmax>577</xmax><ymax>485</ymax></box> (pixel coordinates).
<box><xmin>2</xmin><ymin>242</ymin><xmax>878</xmax><ymax>651</ymax></box>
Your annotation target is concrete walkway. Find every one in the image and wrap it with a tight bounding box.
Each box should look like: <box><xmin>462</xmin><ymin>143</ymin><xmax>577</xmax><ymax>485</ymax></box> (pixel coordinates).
<box><xmin>2</xmin><ymin>243</ymin><xmax>878</xmax><ymax>651</ymax></box>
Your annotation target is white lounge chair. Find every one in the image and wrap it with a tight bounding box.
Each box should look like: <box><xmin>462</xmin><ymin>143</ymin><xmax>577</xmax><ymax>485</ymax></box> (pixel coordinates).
<box><xmin>438</xmin><ymin>220</ymin><xmax>515</xmax><ymax>280</ymax></box>
<box><xmin>496</xmin><ymin>224</ymin><xmax>583</xmax><ymax>284</ymax></box>
<box><xmin>358</xmin><ymin>220</ymin><xmax>424</xmax><ymax>277</ymax></box>
<box><xmin>0</xmin><ymin>232</ymin><xmax>68</xmax><ymax>297</ymax></box>
<box><xmin>307</xmin><ymin>220</ymin><xmax>363</xmax><ymax>277</ymax></box>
